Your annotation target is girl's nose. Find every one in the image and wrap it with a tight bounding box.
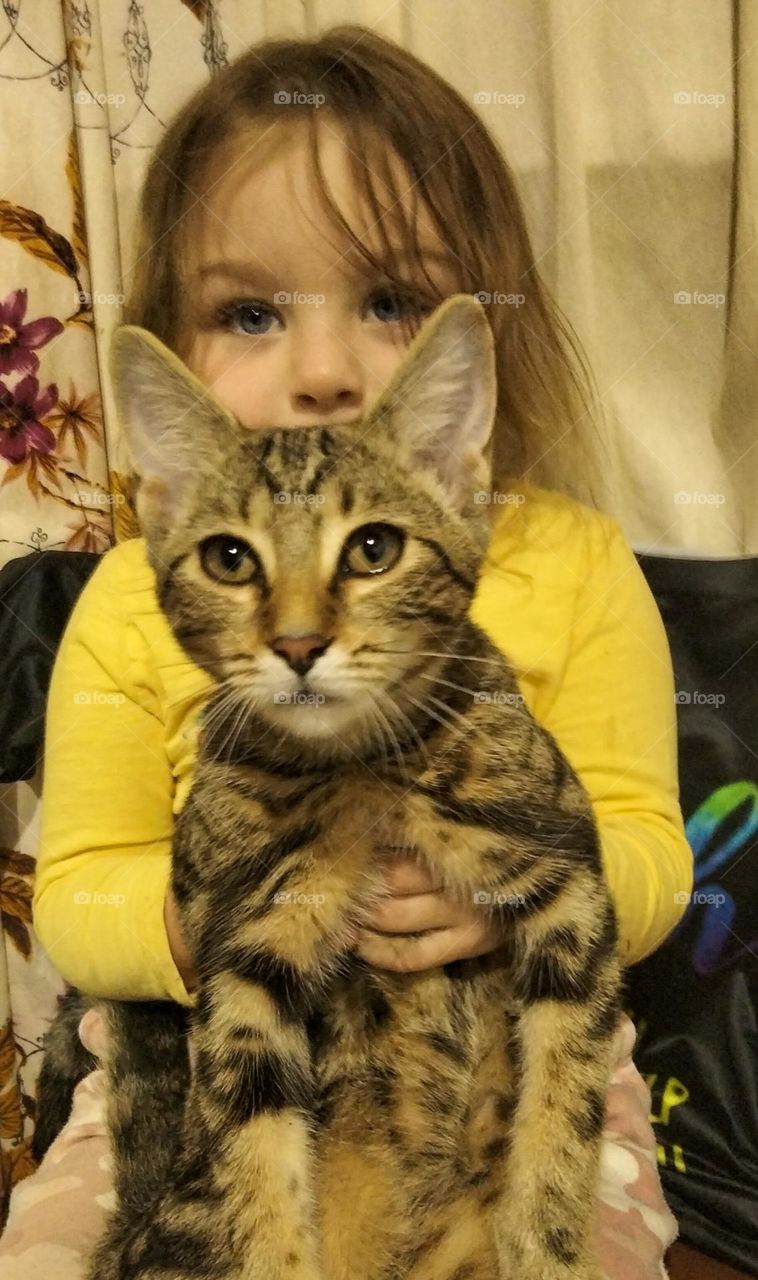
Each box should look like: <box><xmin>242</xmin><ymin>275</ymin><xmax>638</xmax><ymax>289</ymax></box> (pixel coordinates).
<box><xmin>289</xmin><ymin>336</ymin><xmax>365</xmax><ymax>420</ymax></box>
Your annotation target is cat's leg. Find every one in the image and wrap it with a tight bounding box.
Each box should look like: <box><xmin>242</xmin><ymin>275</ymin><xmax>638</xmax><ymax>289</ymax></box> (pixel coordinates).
<box><xmin>113</xmin><ymin>827</ymin><xmax>374</xmax><ymax>1280</ymax></box>
<box><xmin>190</xmin><ymin>970</ymin><xmax>323</xmax><ymax>1280</ymax></box>
<box><xmin>437</xmin><ymin>870</ymin><xmax>618</xmax><ymax>1279</ymax></box>
<box><xmin>493</xmin><ymin>976</ymin><xmax>620</xmax><ymax>1280</ymax></box>
<box><xmin>401</xmin><ymin>725</ymin><xmax>621</xmax><ymax>1278</ymax></box>
<box><xmin>476</xmin><ymin>869</ymin><xmax>620</xmax><ymax>1279</ymax></box>
<box><xmin>92</xmin><ymin>971</ymin><xmax>323</xmax><ymax>1280</ymax></box>
<box><xmin>471</xmin><ymin>835</ymin><xmax>620</xmax><ymax>1278</ymax></box>
<box><xmin>110</xmin><ymin>772</ymin><xmax>388</xmax><ymax>1280</ymax></box>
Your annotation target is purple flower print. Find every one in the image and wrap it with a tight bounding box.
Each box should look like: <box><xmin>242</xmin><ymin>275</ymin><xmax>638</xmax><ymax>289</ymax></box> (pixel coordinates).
<box><xmin>0</xmin><ymin>288</ymin><xmax>63</xmax><ymax>377</ymax></box>
<box><xmin>0</xmin><ymin>375</ymin><xmax>58</xmax><ymax>464</ymax></box>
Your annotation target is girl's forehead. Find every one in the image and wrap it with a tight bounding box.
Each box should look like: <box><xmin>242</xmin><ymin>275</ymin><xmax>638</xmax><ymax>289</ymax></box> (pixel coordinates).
<box><xmin>202</xmin><ymin>116</ymin><xmax>409</xmax><ymax>210</ymax></box>
<box><xmin>181</xmin><ymin>117</ymin><xmax>444</xmax><ymax>276</ymax></box>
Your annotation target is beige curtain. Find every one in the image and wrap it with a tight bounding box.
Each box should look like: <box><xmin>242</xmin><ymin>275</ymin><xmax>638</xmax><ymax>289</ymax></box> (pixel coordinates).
<box><xmin>1</xmin><ymin>0</ymin><xmax>754</xmax><ymax>569</ymax></box>
<box><xmin>0</xmin><ymin>0</ymin><xmax>753</xmax><ymax>1221</ymax></box>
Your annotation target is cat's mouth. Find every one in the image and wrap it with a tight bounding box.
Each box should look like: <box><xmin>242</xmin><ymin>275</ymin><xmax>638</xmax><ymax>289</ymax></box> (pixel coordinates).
<box><xmin>286</xmin><ymin>677</ymin><xmax>345</xmax><ymax>705</ymax></box>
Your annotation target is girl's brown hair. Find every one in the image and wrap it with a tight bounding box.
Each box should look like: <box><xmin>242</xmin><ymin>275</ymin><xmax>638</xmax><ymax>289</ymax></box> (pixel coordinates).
<box><xmin>124</xmin><ymin>24</ymin><xmax>605</xmax><ymax>509</ymax></box>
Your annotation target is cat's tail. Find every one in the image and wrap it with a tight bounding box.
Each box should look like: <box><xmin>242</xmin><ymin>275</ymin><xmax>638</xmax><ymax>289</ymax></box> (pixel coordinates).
<box><xmin>31</xmin><ymin>985</ymin><xmax>98</xmax><ymax>1164</ymax></box>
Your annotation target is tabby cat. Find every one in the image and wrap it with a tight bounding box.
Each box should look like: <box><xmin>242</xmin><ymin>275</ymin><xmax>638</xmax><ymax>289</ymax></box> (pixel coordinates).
<box><xmin>34</xmin><ymin>294</ymin><xmax>621</xmax><ymax>1280</ymax></box>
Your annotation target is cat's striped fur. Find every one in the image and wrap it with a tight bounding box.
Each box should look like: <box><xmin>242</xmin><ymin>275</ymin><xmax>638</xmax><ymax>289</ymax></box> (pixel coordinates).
<box><xmin>36</xmin><ymin>296</ymin><xmax>621</xmax><ymax>1279</ymax></box>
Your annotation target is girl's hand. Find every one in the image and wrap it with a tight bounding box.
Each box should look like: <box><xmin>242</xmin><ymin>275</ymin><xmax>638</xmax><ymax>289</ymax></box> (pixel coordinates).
<box><xmin>163</xmin><ymin>853</ymin><xmax>504</xmax><ymax>991</ymax></box>
<box><xmin>356</xmin><ymin>851</ymin><xmax>505</xmax><ymax>972</ymax></box>
<box><xmin>164</xmin><ymin>885</ymin><xmax>198</xmax><ymax>994</ymax></box>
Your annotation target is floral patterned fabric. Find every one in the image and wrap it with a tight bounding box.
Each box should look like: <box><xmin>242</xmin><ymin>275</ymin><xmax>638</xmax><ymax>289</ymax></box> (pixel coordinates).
<box><xmin>0</xmin><ymin>0</ymin><xmax>231</xmax><ymax>1233</ymax></box>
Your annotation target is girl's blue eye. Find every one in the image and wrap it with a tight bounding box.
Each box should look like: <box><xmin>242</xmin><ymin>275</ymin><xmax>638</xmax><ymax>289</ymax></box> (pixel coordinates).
<box><xmin>368</xmin><ymin>288</ymin><xmax>426</xmax><ymax>324</ymax></box>
<box><xmin>214</xmin><ymin>287</ymin><xmax>432</xmax><ymax>336</ymax></box>
<box><xmin>217</xmin><ymin>301</ymin><xmax>278</xmax><ymax>336</ymax></box>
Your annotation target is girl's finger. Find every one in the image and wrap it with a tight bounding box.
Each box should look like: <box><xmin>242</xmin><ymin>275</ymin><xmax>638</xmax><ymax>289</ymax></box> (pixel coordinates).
<box><xmin>366</xmin><ymin>891</ymin><xmax>459</xmax><ymax>935</ymax></box>
<box><xmin>376</xmin><ymin>856</ymin><xmax>443</xmax><ymax>896</ymax></box>
<box><xmin>357</xmin><ymin>917</ymin><xmax>503</xmax><ymax>973</ymax></box>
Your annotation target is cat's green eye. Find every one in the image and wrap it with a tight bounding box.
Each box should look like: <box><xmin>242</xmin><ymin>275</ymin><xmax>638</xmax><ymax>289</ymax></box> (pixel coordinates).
<box><xmin>339</xmin><ymin>523</ymin><xmax>404</xmax><ymax>577</ymax></box>
<box><xmin>199</xmin><ymin>535</ymin><xmax>261</xmax><ymax>586</ymax></box>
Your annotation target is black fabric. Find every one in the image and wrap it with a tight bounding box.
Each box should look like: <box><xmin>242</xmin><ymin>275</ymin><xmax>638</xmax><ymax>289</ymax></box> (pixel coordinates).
<box><xmin>0</xmin><ymin>551</ymin><xmax>100</xmax><ymax>782</ymax></box>
<box><xmin>629</xmin><ymin>552</ymin><xmax>758</xmax><ymax>1275</ymax></box>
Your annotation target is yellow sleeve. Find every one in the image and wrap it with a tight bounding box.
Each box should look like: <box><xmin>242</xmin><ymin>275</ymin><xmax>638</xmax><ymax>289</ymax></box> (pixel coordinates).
<box><xmin>541</xmin><ymin>515</ymin><xmax>693</xmax><ymax>966</ymax></box>
<box><xmin>33</xmin><ymin>549</ymin><xmax>195</xmax><ymax>1007</ymax></box>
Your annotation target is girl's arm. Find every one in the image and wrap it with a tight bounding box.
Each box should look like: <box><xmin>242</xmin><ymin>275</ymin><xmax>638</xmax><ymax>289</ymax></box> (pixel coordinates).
<box><xmin>358</xmin><ymin>499</ymin><xmax>693</xmax><ymax>972</ymax></box>
<box><xmin>33</xmin><ymin>545</ymin><xmax>195</xmax><ymax>1007</ymax></box>
<box><xmin>538</xmin><ymin>511</ymin><xmax>693</xmax><ymax>965</ymax></box>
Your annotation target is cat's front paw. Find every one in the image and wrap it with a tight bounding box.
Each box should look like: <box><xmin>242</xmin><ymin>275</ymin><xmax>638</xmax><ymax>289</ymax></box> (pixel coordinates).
<box><xmin>509</xmin><ymin>1259</ymin><xmax>603</xmax><ymax>1280</ymax></box>
<box><xmin>244</xmin><ymin>1265</ymin><xmax>322</xmax><ymax>1280</ymax></box>
<box><xmin>500</xmin><ymin>1236</ymin><xmax>603</xmax><ymax>1280</ymax></box>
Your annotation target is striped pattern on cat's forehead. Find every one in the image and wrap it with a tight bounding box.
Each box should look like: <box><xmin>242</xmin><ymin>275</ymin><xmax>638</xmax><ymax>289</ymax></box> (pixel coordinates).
<box><xmin>241</xmin><ymin>426</ymin><xmax>357</xmax><ymax>518</ymax></box>
<box><xmin>218</xmin><ymin>420</ymin><xmax>421</xmax><ymax>531</ymax></box>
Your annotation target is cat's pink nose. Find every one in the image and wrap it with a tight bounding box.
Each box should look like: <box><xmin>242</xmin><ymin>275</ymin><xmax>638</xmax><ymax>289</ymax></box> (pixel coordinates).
<box><xmin>271</xmin><ymin>633</ymin><xmax>332</xmax><ymax>676</ymax></box>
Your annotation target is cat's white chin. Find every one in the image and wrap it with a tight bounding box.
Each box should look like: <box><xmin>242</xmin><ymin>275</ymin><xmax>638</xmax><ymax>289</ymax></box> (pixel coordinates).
<box><xmin>263</xmin><ymin>694</ymin><xmax>378</xmax><ymax>743</ymax></box>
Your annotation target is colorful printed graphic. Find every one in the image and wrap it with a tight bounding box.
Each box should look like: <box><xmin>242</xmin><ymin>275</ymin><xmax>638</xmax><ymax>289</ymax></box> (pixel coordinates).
<box><xmin>672</xmin><ymin>781</ymin><xmax>758</xmax><ymax>975</ymax></box>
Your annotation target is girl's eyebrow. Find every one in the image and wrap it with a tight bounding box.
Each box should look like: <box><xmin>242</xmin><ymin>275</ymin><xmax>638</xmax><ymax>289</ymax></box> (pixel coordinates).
<box><xmin>193</xmin><ymin>261</ymin><xmax>277</xmax><ymax>286</ymax></box>
<box><xmin>193</xmin><ymin>247</ymin><xmax>455</xmax><ymax>286</ymax></box>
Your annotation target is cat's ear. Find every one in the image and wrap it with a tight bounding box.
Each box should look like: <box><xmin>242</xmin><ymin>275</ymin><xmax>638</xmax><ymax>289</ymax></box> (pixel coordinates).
<box><xmin>108</xmin><ymin>325</ymin><xmax>239</xmax><ymax>521</ymax></box>
<box><xmin>364</xmin><ymin>294</ymin><xmax>497</xmax><ymax>508</ymax></box>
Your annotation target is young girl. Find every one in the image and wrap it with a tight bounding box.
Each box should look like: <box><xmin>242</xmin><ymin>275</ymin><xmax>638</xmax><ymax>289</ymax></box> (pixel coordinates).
<box><xmin>2</xmin><ymin>24</ymin><xmax>690</xmax><ymax>1278</ymax></box>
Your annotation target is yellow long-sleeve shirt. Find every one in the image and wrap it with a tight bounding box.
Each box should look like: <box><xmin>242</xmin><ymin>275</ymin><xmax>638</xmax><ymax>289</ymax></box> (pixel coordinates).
<box><xmin>33</xmin><ymin>483</ymin><xmax>693</xmax><ymax>1009</ymax></box>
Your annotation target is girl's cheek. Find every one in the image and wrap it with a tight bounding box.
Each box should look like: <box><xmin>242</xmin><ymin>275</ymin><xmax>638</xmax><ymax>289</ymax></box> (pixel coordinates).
<box><xmin>357</xmin><ymin>334</ymin><xmax>413</xmax><ymax>402</ymax></box>
<box><xmin>186</xmin><ymin>336</ymin><xmax>283</xmax><ymax>430</ymax></box>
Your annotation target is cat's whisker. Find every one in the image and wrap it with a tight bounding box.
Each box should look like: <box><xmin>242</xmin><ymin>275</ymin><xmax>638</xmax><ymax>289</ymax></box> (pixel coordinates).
<box><xmin>202</xmin><ymin>681</ymin><xmax>245</xmax><ymax>731</ymax></box>
<box><xmin>426</xmin><ymin>693</ymin><xmax>482</xmax><ymax>741</ymax></box>
<box><xmin>362</xmin><ymin>697</ymin><xmax>396</xmax><ymax>774</ymax></box>
<box><xmin>230</xmin><ymin>687</ymin><xmax>260</xmax><ymax>759</ymax></box>
<box><xmin>199</xmin><ymin>687</ymin><xmax>237</xmax><ymax>742</ymax></box>
<box><xmin>414</xmin><ymin>687</ymin><xmax>476</xmax><ymax>734</ymax></box>
<box><xmin>377</xmin><ymin>647</ymin><xmax>512</xmax><ymax>669</ymax></box>
<box><xmin>211</xmin><ymin>689</ymin><xmax>249</xmax><ymax>761</ymax></box>
<box><xmin>220</xmin><ymin>660</ymin><xmax>258</xmax><ymax>677</ymax></box>
<box><xmin>380</xmin><ymin>690</ymin><xmax>432</xmax><ymax>770</ymax></box>
<box><xmin>418</xmin><ymin>671</ymin><xmax>485</xmax><ymax>701</ymax></box>
<box><xmin>345</xmin><ymin>694</ymin><xmax>388</xmax><ymax>770</ymax></box>
<box><xmin>404</xmin><ymin>692</ymin><xmax>467</xmax><ymax>739</ymax></box>
<box><xmin>206</xmin><ymin>681</ymin><xmax>263</xmax><ymax>759</ymax></box>
<box><xmin>364</xmin><ymin>692</ymin><xmax>411</xmax><ymax>776</ymax></box>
